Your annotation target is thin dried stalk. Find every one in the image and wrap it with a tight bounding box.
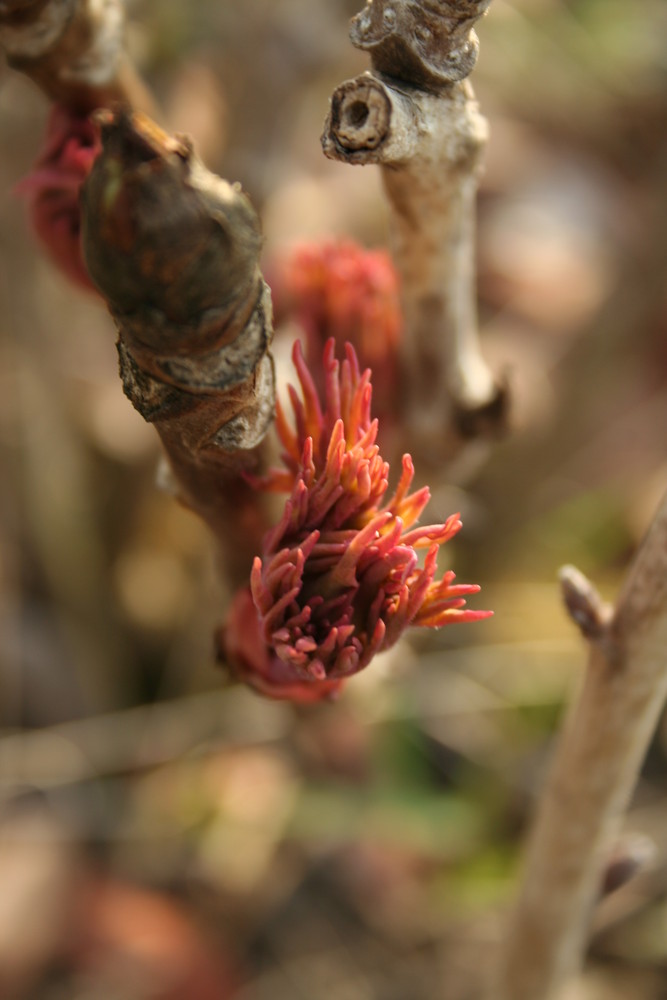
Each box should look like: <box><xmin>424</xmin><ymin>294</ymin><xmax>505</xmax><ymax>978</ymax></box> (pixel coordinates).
<box><xmin>322</xmin><ymin>0</ymin><xmax>507</xmax><ymax>456</ymax></box>
<box><xmin>493</xmin><ymin>491</ymin><xmax>667</xmax><ymax>1000</ymax></box>
<box><xmin>81</xmin><ymin>109</ymin><xmax>275</xmax><ymax>583</ymax></box>
<box><xmin>0</xmin><ymin>0</ymin><xmax>152</xmax><ymax>112</ymax></box>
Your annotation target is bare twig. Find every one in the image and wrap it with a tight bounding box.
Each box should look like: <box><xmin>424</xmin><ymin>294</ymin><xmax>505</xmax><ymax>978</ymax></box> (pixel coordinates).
<box><xmin>0</xmin><ymin>689</ymin><xmax>291</xmax><ymax>791</ymax></box>
<box><xmin>493</xmin><ymin>489</ymin><xmax>667</xmax><ymax>1000</ymax></box>
<box><xmin>81</xmin><ymin>109</ymin><xmax>275</xmax><ymax>583</ymax></box>
<box><xmin>322</xmin><ymin>0</ymin><xmax>507</xmax><ymax>456</ymax></box>
<box><xmin>0</xmin><ymin>0</ymin><xmax>152</xmax><ymax>113</ymax></box>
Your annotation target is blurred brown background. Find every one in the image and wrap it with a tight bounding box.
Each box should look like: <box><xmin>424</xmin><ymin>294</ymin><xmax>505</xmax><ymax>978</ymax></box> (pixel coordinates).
<box><xmin>0</xmin><ymin>1</ymin><xmax>666</xmax><ymax>997</ymax></box>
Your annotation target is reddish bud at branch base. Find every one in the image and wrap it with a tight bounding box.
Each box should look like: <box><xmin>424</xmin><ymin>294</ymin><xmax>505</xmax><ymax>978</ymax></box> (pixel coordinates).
<box><xmin>15</xmin><ymin>106</ymin><xmax>100</xmax><ymax>292</ymax></box>
<box><xmin>221</xmin><ymin>339</ymin><xmax>491</xmax><ymax>702</ymax></box>
<box><xmin>272</xmin><ymin>239</ymin><xmax>402</xmax><ymax>424</ymax></box>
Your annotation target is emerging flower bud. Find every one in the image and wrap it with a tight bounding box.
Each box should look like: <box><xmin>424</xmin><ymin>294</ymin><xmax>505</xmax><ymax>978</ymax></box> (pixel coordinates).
<box><xmin>221</xmin><ymin>339</ymin><xmax>491</xmax><ymax>701</ymax></box>
<box><xmin>273</xmin><ymin>239</ymin><xmax>401</xmax><ymax>423</ymax></box>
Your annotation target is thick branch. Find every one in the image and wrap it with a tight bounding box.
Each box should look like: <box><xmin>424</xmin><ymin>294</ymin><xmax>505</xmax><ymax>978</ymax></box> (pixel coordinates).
<box><xmin>81</xmin><ymin>110</ymin><xmax>275</xmax><ymax>582</ymax></box>
<box><xmin>322</xmin><ymin>0</ymin><xmax>507</xmax><ymax>455</ymax></box>
<box><xmin>493</xmin><ymin>490</ymin><xmax>667</xmax><ymax>1000</ymax></box>
<box><xmin>0</xmin><ymin>0</ymin><xmax>151</xmax><ymax>112</ymax></box>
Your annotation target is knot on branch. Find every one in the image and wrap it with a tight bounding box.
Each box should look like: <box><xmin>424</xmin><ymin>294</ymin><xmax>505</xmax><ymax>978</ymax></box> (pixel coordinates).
<box><xmin>350</xmin><ymin>0</ymin><xmax>493</xmax><ymax>88</ymax></box>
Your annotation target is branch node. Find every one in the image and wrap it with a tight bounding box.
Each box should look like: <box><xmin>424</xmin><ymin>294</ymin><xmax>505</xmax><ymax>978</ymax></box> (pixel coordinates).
<box><xmin>350</xmin><ymin>0</ymin><xmax>493</xmax><ymax>88</ymax></box>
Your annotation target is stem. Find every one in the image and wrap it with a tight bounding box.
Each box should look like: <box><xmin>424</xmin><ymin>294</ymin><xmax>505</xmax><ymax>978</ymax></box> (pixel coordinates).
<box><xmin>81</xmin><ymin>109</ymin><xmax>275</xmax><ymax>584</ymax></box>
<box><xmin>0</xmin><ymin>0</ymin><xmax>152</xmax><ymax>112</ymax></box>
<box><xmin>493</xmin><ymin>491</ymin><xmax>667</xmax><ymax>1000</ymax></box>
<box><xmin>321</xmin><ymin>0</ymin><xmax>507</xmax><ymax>456</ymax></box>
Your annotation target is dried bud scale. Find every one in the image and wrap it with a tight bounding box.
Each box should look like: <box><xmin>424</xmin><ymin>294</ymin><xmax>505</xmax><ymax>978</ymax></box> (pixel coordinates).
<box><xmin>81</xmin><ymin>110</ymin><xmax>276</xmax><ymax>580</ymax></box>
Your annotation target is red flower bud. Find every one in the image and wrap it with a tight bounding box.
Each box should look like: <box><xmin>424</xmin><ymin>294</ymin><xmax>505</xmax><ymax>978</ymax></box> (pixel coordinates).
<box><xmin>272</xmin><ymin>240</ymin><xmax>401</xmax><ymax>423</ymax></box>
<box><xmin>16</xmin><ymin>106</ymin><xmax>101</xmax><ymax>291</ymax></box>
<box><xmin>222</xmin><ymin>339</ymin><xmax>491</xmax><ymax>701</ymax></box>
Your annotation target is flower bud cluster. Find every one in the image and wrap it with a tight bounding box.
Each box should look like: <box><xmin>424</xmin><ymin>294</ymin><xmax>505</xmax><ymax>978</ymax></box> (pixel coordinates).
<box><xmin>223</xmin><ymin>339</ymin><xmax>491</xmax><ymax>701</ymax></box>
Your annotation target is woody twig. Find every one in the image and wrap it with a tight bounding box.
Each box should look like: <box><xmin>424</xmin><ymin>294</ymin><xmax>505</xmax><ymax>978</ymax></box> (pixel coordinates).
<box><xmin>3</xmin><ymin>1</ymin><xmax>157</xmax><ymax>296</ymax></box>
<box><xmin>322</xmin><ymin>0</ymin><xmax>507</xmax><ymax>458</ymax></box>
<box><xmin>493</xmin><ymin>491</ymin><xmax>667</xmax><ymax>1000</ymax></box>
<box><xmin>81</xmin><ymin>110</ymin><xmax>275</xmax><ymax>585</ymax></box>
<box><xmin>0</xmin><ymin>0</ymin><xmax>152</xmax><ymax>113</ymax></box>
<box><xmin>5</xmin><ymin>5</ymin><xmax>272</xmax><ymax>586</ymax></box>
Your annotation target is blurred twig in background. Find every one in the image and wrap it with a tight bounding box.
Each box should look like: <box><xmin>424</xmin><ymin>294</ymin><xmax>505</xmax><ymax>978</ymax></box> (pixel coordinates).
<box><xmin>496</xmin><ymin>494</ymin><xmax>667</xmax><ymax>999</ymax></box>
